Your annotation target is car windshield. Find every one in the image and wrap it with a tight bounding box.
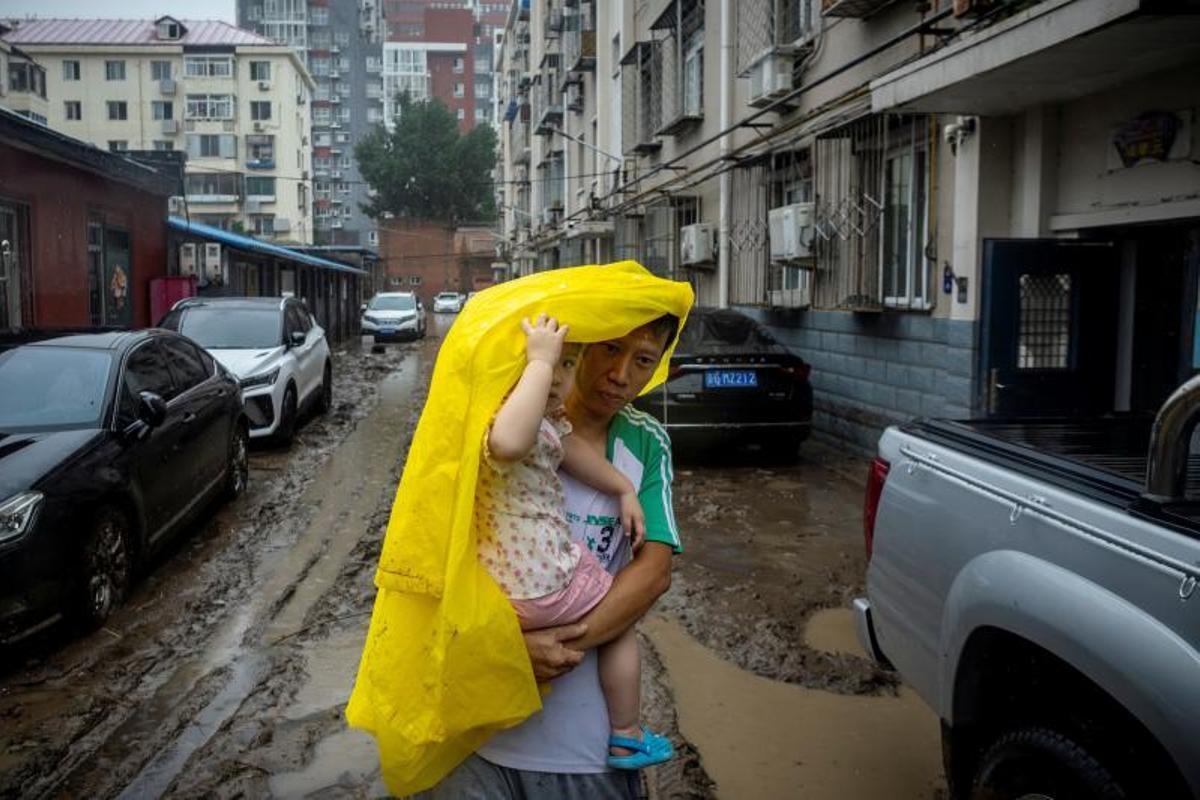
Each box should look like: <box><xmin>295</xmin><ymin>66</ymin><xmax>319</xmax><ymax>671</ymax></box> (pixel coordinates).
<box><xmin>0</xmin><ymin>347</ymin><xmax>112</xmax><ymax>432</ymax></box>
<box><xmin>675</xmin><ymin>310</ymin><xmax>790</xmax><ymax>356</ymax></box>
<box><xmin>369</xmin><ymin>295</ymin><xmax>416</xmax><ymax>311</ymax></box>
<box><xmin>177</xmin><ymin>308</ymin><xmax>281</xmax><ymax>349</ymax></box>
<box><xmin>436</xmin><ymin>293</ymin><xmax>458</xmax><ymax>300</ymax></box>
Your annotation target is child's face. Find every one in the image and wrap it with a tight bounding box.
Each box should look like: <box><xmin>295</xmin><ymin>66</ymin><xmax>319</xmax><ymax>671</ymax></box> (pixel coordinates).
<box><xmin>547</xmin><ymin>344</ymin><xmax>581</xmax><ymax>411</ymax></box>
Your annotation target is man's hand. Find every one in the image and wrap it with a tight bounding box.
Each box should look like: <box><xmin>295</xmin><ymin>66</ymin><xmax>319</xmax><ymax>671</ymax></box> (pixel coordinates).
<box><xmin>524</xmin><ymin>622</ymin><xmax>587</xmax><ymax>682</ymax></box>
<box><xmin>619</xmin><ymin>491</ymin><xmax>646</xmax><ymax>551</ymax></box>
<box><xmin>522</xmin><ymin>314</ymin><xmax>568</xmax><ymax>368</ymax></box>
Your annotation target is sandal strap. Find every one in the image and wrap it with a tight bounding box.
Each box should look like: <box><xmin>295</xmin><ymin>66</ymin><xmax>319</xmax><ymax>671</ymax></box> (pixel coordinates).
<box><xmin>608</xmin><ymin>735</ymin><xmax>652</xmax><ymax>754</ymax></box>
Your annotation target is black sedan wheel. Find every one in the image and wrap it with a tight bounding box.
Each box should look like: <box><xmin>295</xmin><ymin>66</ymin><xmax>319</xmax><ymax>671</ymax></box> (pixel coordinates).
<box><xmin>77</xmin><ymin>506</ymin><xmax>133</xmax><ymax>628</ymax></box>
<box><xmin>225</xmin><ymin>423</ymin><xmax>249</xmax><ymax>500</ymax></box>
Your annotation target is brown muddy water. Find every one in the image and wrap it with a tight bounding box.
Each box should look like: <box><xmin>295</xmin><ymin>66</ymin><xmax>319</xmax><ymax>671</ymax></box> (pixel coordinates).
<box><xmin>0</xmin><ymin>314</ymin><xmax>943</xmax><ymax>799</ymax></box>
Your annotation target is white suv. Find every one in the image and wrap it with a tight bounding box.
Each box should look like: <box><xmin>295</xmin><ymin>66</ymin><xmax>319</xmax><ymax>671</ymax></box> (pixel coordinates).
<box><xmin>432</xmin><ymin>292</ymin><xmax>464</xmax><ymax>313</ymax></box>
<box><xmin>361</xmin><ymin>291</ymin><xmax>426</xmax><ymax>341</ymax></box>
<box><xmin>160</xmin><ymin>297</ymin><xmax>332</xmax><ymax>443</ymax></box>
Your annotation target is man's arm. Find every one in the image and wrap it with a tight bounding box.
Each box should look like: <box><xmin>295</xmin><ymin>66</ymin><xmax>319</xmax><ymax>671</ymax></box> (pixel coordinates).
<box><xmin>565</xmin><ymin>541</ymin><xmax>672</xmax><ymax>651</ymax></box>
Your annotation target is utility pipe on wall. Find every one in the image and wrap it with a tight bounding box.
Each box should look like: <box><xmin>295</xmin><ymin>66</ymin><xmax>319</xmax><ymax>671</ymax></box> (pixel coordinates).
<box><xmin>717</xmin><ymin>0</ymin><xmax>732</xmax><ymax>309</ymax></box>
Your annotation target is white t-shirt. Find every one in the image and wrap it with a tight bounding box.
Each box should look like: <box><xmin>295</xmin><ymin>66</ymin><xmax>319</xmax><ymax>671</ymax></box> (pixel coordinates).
<box><xmin>477</xmin><ymin>407</ymin><xmax>679</xmax><ymax>773</ymax></box>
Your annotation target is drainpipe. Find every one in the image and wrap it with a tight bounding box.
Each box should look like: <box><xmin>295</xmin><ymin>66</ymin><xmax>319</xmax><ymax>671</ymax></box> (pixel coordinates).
<box><xmin>717</xmin><ymin>0</ymin><xmax>732</xmax><ymax>309</ymax></box>
<box><xmin>1145</xmin><ymin>371</ymin><xmax>1200</xmax><ymax>502</ymax></box>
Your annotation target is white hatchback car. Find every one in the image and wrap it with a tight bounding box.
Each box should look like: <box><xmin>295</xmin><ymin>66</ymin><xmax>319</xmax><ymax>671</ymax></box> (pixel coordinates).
<box><xmin>160</xmin><ymin>297</ymin><xmax>332</xmax><ymax>443</ymax></box>
<box><xmin>432</xmin><ymin>292</ymin><xmax>464</xmax><ymax>313</ymax></box>
<box><xmin>360</xmin><ymin>291</ymin><xmax>426</xmax><ymax>341</ymax></box>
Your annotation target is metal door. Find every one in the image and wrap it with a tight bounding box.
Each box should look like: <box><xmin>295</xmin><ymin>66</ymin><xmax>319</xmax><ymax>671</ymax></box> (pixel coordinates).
<box><xmin>980</xmin><ymin>240</ymin><xmax>1120</xmax><ymax>417</ymax></box>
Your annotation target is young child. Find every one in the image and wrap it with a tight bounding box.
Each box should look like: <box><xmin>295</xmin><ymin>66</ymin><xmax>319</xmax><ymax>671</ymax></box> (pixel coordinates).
<box><xmin>475</xmin><ymin>313</ymin><xmax>674</xmax><ymax>770</ymax></box>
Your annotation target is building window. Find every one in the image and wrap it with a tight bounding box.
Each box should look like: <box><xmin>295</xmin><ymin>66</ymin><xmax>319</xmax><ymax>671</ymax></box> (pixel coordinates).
<box><xmin>185</xmin><ymin>172</ymin><xmax>243</xmax><ymax>198</ymax></box>
<box><xmin>250</xmin><ymin>61</ymin><xmax>271</xmax><ymax>81</ymax></box>
<box><xmin>453</xmin><ymin>57</ymin><xmax>464</xmax><ymax>74</ymax></box>
<box><xmin>151</xmin><ymin>60</ymin><xmax>172</xmax><ymax>80</ymax></box>
<box><xmin>65</xmin><ymin>101</ymin><xmax>82</xmax><ymax>120</ymax></box>
<box><xmin>1018</xmin><ymin>274</ymin><xmax>1073</xmax><ymax>370</ymax></box>
<box><xmin>880</xmin><ymin>127</ymin><xmax>929</xmax><ymax>308</ymax></box>
<box><xmin>245</xmin><ymin>176</ymin><xmax>276</xmax><ymax>198</ymax></box>
<box><xmin>474</xmin><ymin>82</ymin><xmax>490</xmax><ymax>99</ymax></box>
<box><xmin>151</xmin><ymin>101</ymin><xmax>174</xmax><ymax>120</ymax></box>
<box><xmin>105</xmin><ymin>60</ymin><xmax>126</xmax><ymax>80</ymax></box>
<box><xmin>108</xmin><ymin>140</ymin><xmax>128</xmax><ymax>152</ymax></box>
<box><xmin>334</xmin><ymin>31</ymin><xmax>351</xmax><ymax>47</ymax></box>
<box><xmin>310</xmin><ymin>58</ymin><xmax>330</xmax><ymax>77</ymax></box>
<box><xmin>185</xmin><ymin>56</ymin><xmax>234</xmax><ymax>78</ymax></box>
<box><xmin>251</xmin><ymin>215</ymin><xmax>275</xmax><ymax>235</ymax></box>
<box><xmin>368</xmin><ymin>230</ymin><xmax>379</xmax><ymax>246</ymax></box>
<box><xmin>63</xmin><ymin>60</ymin><xmax>81</xmax><ymax>81</ymax></box>
<box><xmin>409</xmin><ymin>275</ymin><xmax>422</xmax><ymax>286</ymax></box>
<box><xmin>186</xmin><ymin>133</ymin><xmax>237</xmax><ymax>158</ymax></box>
<box><xmin>247</xmin><ymin>3</ymin><xmax>262</xmax><ymax>21</ymax></box>
<box><xmin>250</xmin><ymin>101</ymin><xmax>272</xmax><ymax>121</ymax></box>
<box><xmin>475</xmin><ymin>57</ymin><xmax>490</xmax><ymax>74</ymax></box>
<box><xmin>107</xmin><ymin>101</ymin><xmax>128</xmax><ymax>120</ymax></box>
<box><xmin>367</xmin><ymin>107</ymin><xmax>384</xmax><ymax>123</ymax></box>
<box><xmin>185</xmin><ymin>94</ymin><xmax>234</xmax><ymax>120</ymax></box>
<box><xmin>309</xmin><ymin>7</ymin><xmax>329</xmax><ymax>25</ymax></box>
<box><xmin>153</xmin><ymin>140</ymin><xmax>174</xmax><ymax>151</ymax></box>
<box><xmin>453</xmin><ymin>82</ymin><xmax>465</xmax><ymax>98</ymax></box>
<box><xmin>247</xmin><ymin>134</ymin><xmax>275</xmax><ymax>163</ymax></box>
<box><xmin>457</xmin><ymin>108</ymin><xmax>465</xmax><ymax>121</ymax></box>
<box><xmin>475</xmin><ymin>107</ymin><xmax>487</xmax><ymax>122</ymax></box>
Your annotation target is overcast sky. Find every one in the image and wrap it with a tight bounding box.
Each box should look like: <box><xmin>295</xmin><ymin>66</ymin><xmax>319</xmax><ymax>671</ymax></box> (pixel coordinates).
<box><xmin>0</xmin><ymin>0</ymin><xmax>236</xmax><ymax>22</ymax></box>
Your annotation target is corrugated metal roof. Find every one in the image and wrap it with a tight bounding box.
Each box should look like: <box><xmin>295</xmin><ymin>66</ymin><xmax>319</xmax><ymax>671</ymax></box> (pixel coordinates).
<box><xmin>167</xmin><ymin>218</ymin><xmax>369</xmax><ymax>276</ymax></box>
<box><xmin>5</xmin><ymin>18</ymin><xmax>277</xmax><ymax>47</ymax></box>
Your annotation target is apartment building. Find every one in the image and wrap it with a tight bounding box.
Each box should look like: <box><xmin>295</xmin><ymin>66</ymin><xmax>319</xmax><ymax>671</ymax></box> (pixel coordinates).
<box><xmin>0</xmin><ymin>24</ymin><xmax>49</xmax><ymax>126</ymax></box>
<box><xmin>496</xmin><ymin>0</ymin><xmax>1200</xmax><ymax>451</ymax></box>
<box><xmin>7</xmin><ymin>17</ymin><xmax>313</xmax><ymax>244</ymax></box>
<box><xmin>238</xmin><ymin>0</ymin><xmax>384</xmax><ymax>248</ymax></box>
<box><xmin>384</xmin><ymin>5</ymin><xmax>476</xmax><ymax>133</ymax></box>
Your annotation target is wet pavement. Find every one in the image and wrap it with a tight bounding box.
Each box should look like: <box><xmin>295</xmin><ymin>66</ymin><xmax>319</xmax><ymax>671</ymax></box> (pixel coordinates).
<box><xmin>0</xmin><ymin>313</ymin><xmax>943</xmax><ymax>799</ymax></box>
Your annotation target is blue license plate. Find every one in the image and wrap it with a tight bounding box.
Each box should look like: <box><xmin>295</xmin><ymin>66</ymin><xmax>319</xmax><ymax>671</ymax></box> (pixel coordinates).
<box><xmin>704</xmin><ymin>370</ymin><xmax>758</xmax><ymax>389</ymax></box>
<box><xmin>380</xmin><ymin>327</ymin><xmax>396</xmax><ymax>335</ymax></box>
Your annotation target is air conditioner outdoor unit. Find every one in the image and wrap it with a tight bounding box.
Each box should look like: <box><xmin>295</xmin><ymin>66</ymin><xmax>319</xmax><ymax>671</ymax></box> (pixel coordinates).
<box><xmin>160</xmin><ymin>79</ymin><xmax>176</xmax><ymax>95</ymax></box>
<box><xmin>179</xmin><ymin>242</ymin><xmax>197</xmax><ymax>276</ymax></box>
<box><xmin>253</xmin><ymin>121</ymin><xmax>265</xmax><ymax>132</ymax></box>
<box><xmin>679</xmin><ymin>223</ymin><xmax>715</xmax><ymax>266</ymax></box>
<box><xmin>768</xmin><ymin>202</ymin><xmax>815</xmax><ymax>261</ymax></box>
<box><xmin>274</xmin><ymin>217</ymin><xmax>291</xmax><ymax>232</ymax></box>
<box><xmin>161</xmin><ymin>119</ymin><xmax>179</xmax><ymax>134</ymax></box>
<box><xmin>332</xmin><ymin>220</ymin><xmax>344</xmax><ymax>229</ymax></box>
<box><xmin>330</xmin><ymin>121</ymin><xmax>342</xmax><ymax>129</ymax></box>
<box><xmin>297</xmin><ymin>94</ymin><xmax>307</xmax><ymax>105</ymax></box>
<box><xmin>258</xmin><ymin>81</ymin><xmax>271</xmax><ymax>91</ymax></box>
<box><xmin>245</xmin><ymin>199</ymin><xmax>263</xmax><ymax>213</ymax></box>
<box><xmin>168</xmin><ymin>196</ymin><xmax>186</xmax><ymax>216</ymax></box>
<box><xmin>747</xmin><ymin>52</ymin><xmax>794</xmax><ymax>108</ymax></box>
<box><xmin>203</xmin><ymin>243</ymin><xmax>222</xmax><ymax>281</ymax></box>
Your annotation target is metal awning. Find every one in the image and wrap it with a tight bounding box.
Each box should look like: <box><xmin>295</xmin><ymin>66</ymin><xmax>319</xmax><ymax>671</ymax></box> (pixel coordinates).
<box><xmin>871</xmin><ymin>0</ymin><xmax>1200</xmax><ymax>115</ymax></box>
<box><xmin>167</xmin><ymin>217</ymin><xmax>367</xmax><ymax>276</ymax></box>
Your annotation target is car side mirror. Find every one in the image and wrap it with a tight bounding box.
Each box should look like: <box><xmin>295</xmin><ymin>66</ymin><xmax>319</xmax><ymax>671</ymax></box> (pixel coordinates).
<box><xmin>289</xmin><ymin>330</ymin><xmax>306</xmax><ymax>347</ymax></box>
<box><xmin>360</xmin><ymin>303</ymin><xmax>367</xmax><ymax>312</ymax></box>
<box><xmin>138</xmin><ymin>391</ymin><xmax>167</xmax><ymax>428</ymax></box>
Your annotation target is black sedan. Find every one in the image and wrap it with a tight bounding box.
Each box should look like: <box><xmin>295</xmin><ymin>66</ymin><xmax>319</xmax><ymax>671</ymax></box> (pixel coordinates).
<box><xmin>634</xmin><ymin>308</ymin><xmax>813</xmax><ymax>459</ymax></box>
<box><xmin>0</xmin><ymin>329</ymin><xmax>248</xmax><ymax>643</ymax></box>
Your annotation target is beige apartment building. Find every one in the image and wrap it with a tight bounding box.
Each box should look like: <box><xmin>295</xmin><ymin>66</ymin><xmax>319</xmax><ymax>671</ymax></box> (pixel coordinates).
<box><xmin>7</xmin><ymin>16</ymin><xmax>315</xmax><ymax>244</ymax></box>
<box><xmin>496</xmin><ymin>0</ymin><xmax>1200</xmax><ymax>454</ymax></box>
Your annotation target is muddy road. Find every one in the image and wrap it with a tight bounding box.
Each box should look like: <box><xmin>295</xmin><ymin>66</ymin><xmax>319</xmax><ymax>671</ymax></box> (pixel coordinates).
<box><xmin>0</xmin><ymin>314</ymin><xmax>942</xmax><ymax>799</ymax></box>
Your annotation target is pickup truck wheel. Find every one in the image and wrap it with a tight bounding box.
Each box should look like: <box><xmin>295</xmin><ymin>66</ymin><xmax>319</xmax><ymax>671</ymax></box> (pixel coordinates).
<box><xmin>971</xmin><ymin>727</ymin><xmax>1126</xmax><ymax>800</ymax></box>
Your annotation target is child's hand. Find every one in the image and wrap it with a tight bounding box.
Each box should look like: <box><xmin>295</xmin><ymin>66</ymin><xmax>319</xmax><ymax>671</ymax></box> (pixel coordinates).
<box><xmin>619</xmin><ymin>490</ymin><xmax>646</xmax><ymax>552</ymax></box>
<box><xmin>522</xmin><ymin>314</ymin><xmax>569</xmax><ymax>368</ymax></box>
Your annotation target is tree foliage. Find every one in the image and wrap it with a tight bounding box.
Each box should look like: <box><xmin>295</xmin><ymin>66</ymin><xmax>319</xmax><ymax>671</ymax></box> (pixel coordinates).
<box><xmin>355</xmin><ymin>96</ymin><xmax>497</xmax><ymax>224</ymax></box>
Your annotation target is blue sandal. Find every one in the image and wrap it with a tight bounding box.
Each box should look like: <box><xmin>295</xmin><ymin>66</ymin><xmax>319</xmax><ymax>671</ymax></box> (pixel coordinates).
<box><xmin>607</xmin><ymin>726</ymin><xmax>674</xmax><ymax>770</ymax></box>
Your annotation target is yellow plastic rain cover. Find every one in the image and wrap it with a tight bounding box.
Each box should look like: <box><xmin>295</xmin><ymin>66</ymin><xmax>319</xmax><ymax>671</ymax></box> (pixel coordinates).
<box><xmin>346</xmin><ymin>261</ymin><xmax>694</xmax><ymax>795</ymax></box>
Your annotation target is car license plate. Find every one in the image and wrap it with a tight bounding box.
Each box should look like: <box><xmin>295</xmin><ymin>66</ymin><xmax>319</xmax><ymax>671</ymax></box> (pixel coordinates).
<box><xmin>380</xmin><ymin>327</ymin><xmax>396</xmax><ymax>335</ymax></box>
<box><xmin>704</xmin><ymin>370</ymin><xmax>758</xmax><ymax>389</ymax></box>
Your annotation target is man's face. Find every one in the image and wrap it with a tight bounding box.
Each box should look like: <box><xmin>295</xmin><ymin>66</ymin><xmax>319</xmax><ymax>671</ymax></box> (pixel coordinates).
<box><xmin>573</xmin><ymin>323</ymin><xmax>671</xmax><ymax>418</ymax></box>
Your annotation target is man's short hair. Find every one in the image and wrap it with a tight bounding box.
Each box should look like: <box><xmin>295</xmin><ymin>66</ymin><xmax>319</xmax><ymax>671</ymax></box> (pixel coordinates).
<box><xmin>646</xmin><ymin>314</ymin><xmax>680</xmax><ymax>354</ymax></box>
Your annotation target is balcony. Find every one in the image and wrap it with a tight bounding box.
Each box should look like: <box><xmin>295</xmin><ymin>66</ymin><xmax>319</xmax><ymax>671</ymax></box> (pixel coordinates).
<box><xmin>510</xmin><ymin>107</ymin><xmax>531</xmax><ymax>164</ymax></box>
<box><xmin>159</xmin><ymin>79</ymin><xmax>176</xmax><ymax>95</ymax></box>
<box><xmin>563</xmin><ymin>9</ymin><xmax>596</xmax><ymax>73</ymax></box>
<box><xmin>532</xmin><ymin>67</ymin><xmax>563</xmax><ymax>135</ymax></box>
<box><xmin>246</xmin><ymin>158</ymin><xmax>276</xmax><ymax>170</ymax></box>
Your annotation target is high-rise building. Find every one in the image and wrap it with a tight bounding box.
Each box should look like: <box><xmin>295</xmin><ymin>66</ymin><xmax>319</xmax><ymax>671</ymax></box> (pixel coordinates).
<box><xmin>7</xmin><ymin>17</ymin><xmax>314</xmax><ymax>243</ymax></box>
<box><xmin>239</xmin><ymin>0</ymin><xmax>384</xmax><ymax>247</ymax></box>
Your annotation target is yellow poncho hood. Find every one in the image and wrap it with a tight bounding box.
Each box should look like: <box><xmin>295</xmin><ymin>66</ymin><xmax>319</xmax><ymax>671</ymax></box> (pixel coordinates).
<box><xmin>346</xmin><ymin>261</ymin><xmax>695</xmax><ymax>795</ymax></box>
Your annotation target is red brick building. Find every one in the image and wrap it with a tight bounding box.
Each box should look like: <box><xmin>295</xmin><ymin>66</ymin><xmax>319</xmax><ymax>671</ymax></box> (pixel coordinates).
<box><xmin>0</xmin><ymin>109</ymin><xmax>175</xmax><ymax>329</ymax></box>
<box><xmin>378</xmin><ymin>218</ymin><xmax>495</xmax><ymax>304</ymax></box>
<box><xmin>385</xmin><ymin>3</ymin><xmax>478</xmax><ymax>133</ymax></box>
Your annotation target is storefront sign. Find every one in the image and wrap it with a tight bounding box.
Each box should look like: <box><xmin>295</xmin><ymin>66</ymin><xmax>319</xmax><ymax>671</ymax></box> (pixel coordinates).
<box><xmin>1110</xmin><ymin>111</ymin><xmax>1191</xmax><ymax>169</ymax></box>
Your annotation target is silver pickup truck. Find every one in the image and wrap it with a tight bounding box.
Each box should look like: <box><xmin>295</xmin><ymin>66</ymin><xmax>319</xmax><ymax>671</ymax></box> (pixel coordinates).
<box><xmin>855</xmin><ymin>375</ymin><xmax>1200</xmax><ymax>800</ymax></box>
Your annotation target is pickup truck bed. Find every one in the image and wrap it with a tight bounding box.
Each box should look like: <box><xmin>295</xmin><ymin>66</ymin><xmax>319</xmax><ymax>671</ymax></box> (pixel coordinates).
<box><xmin>908</xmin><ymin>416</ymin><xmax>1200</xmax><ymax>534</ymax></box>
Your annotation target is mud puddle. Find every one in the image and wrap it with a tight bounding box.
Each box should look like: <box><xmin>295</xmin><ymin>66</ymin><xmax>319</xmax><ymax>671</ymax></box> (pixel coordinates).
<box><xmin>644</xmin><ymin>614</ymin><xmax>942</xmax><ymax>799</ymax></box>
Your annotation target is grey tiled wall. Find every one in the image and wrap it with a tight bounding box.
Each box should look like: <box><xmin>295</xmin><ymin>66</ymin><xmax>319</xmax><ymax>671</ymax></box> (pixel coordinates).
<box><xmin>738</xmin><ymin>307</ymin><xmax>980</xmax><ymax>454</ymax></box>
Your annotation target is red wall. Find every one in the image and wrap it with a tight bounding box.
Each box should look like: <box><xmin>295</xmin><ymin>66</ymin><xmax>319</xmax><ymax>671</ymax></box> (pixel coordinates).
<box><xmin>0</xmin><ymin>144</ymin><xmax>169</xmax><ymax>329</ymax></box>
<box><xmin>379</xmin><ymin>218</ymin><xmax>493</xmax><ymax>305</ymax></box>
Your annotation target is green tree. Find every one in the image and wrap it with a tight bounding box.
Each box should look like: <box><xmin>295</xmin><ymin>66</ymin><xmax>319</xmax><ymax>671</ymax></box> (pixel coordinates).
<box><xmin>355</xmin><ymin>95</ymin><xmax>497</xmax><ymax>224</ymax></box>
